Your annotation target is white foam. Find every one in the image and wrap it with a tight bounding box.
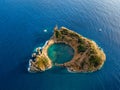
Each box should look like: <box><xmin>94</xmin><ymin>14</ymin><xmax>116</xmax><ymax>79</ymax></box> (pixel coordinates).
<box><xmin>99</xmin><ymin>28</ymin><xmax>102</xmax><ymax>32</ymax></box>
<box><xmin>42</xmin><ymin>41</ymin><xmax>48</xmax><ymax>49</ymax></box>
<box><xmin>29</xmin><ymin>59</ymin><xmax>32</xmax><ymax>66</ymax></box>
<box><xmin>35</xmin><ymin>47</ymin><xmax>42</xmax><ymax>52</ymax></box>
<box><xmin>67</xmin><ymin>68</ymin><xmax>77</xmax><ymax>73</ymax></box>
<box><xmin>28</xmin><ymin>67</ymin><xmax>30</xmax><ymax>72</ymax></box>
<box><xmin>28</xmin><ymin>59</ymin><xmax>32</xmax><ymax>72</ymax></box>
<box><xmin>44</xmin><ymin>29</ymin><xmax>47</xmax><ymax>32</ymax></box>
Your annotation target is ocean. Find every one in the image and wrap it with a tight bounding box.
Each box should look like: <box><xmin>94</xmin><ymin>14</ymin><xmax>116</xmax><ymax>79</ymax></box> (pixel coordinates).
<box><xmin>0</xmin><ymin>0</ymin><xmax>120</xmax><ymax>90</ymax></box>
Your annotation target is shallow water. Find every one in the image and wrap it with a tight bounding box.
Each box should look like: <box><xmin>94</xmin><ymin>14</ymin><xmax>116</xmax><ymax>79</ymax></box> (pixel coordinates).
<box><xmin>47</xmin><ymin>43</ymin><xmax>74</xmax><ymax>64</ymax></box>
<box><xmin>0</xmin><ymin>0</ymin><xmax>120</xmax><ymax>90</ymax></box>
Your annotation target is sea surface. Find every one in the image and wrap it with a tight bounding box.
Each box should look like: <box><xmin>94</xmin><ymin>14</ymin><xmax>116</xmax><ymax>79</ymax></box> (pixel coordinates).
<box><xmin>0</xmin><ymin>0</ymin><xmax>120</xmax><ymax>90</ymax></box>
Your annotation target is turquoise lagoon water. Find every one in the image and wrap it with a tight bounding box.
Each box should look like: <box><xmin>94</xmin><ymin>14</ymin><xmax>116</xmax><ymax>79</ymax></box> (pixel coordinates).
<box><xmin>0</xmin><ymin>0</ymin><xmax>120</xmax><ymax>90</ymax></box>
<box><xmin>47</xmin><ymin>43</ymin><xmax>74</xmax><ymax>64</ymax></box>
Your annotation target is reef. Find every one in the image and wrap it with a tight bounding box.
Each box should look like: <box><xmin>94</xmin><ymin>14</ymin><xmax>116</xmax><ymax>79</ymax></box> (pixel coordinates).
<box><xmin>28</xmin><ymin>26</ymin><xmax>106</xmax><ymax>73</ymax></box>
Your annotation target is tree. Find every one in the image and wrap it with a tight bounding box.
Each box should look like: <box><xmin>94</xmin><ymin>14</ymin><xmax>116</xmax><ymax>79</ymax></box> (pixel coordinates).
<box><xmin>89</xmin><ymin>55</ymin><xmax>101</xmax><ymax>67</ymax></box>
<box><xmin>77</xmin><ymin>44</ymin><xmax>87</xmax><ymax>53</ymax></box>
<box><xmin>55</xmin><ymin>30</ymin><xmax>61</xmax><ymax>38</ymax></box>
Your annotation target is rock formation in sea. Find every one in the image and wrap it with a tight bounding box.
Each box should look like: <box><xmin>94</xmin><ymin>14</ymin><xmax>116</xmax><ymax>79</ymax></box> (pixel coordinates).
<box><xmin>28</xmin><ymin>26</ymin><xmax>106</xmax><ymax>73</ymax></box>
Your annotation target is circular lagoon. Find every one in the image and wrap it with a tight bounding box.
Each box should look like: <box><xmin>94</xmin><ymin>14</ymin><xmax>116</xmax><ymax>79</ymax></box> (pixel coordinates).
<box><xmin>47</xmin><ymin>43</ymin><xmax>74</xmax><ymax>64</ymax></box>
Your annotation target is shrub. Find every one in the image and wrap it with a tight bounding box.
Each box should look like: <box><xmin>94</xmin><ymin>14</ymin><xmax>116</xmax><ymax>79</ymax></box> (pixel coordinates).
<box><xmin>90</xmin><ymin>49</ymin><xmax>96</xmax><ymax>54</ymax></box>
<box><xmin>42</xmin><ymin>57</ymin><xmax>49</xmax><ymax>67</ymax></box>
<box><xmin>60</xmin><ymin>29</ymin><xmax>68</xmax><ymax>35</ymax></box>
<box><xmin>69</xmin><ymin>33</ymin><xmax>79</xmax><ymax>38</ymax></box>
<box><xmin>89</xmin><ymin>55</ymin><xmax>101</xmax><ymax>67</ymax></box>
<box><xmin>55</xmin><ymin>30</ymin><xmax>61</xmax><ymax>38</ymax></box>
<box><xmin>78</xmin><ymin>38</ymin><xmax>84</xmax><ymax>44</ymax></box>
<box><xmin>77</xmin><ymin>44</ymin><xmax>87</xmax><ymax>53</ymax></box>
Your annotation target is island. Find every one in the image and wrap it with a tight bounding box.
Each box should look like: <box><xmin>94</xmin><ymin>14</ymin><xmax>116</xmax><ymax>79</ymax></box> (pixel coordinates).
<box><xmin>28</xmin><ymin>26</ymin><xmax>106</xmax><ymax>73</ymax></box>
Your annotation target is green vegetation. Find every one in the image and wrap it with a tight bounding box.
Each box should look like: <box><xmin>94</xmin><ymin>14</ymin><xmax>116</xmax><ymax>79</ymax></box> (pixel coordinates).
<box><xmin>42</xmin><ymin>57</ymin><xmax>49</xmax><ymax>67</ymax></box>
<box><xmin>69</xmin><ymin>32</ymin><xmax>79</xmax><ymax>39</ymax></box>
<box><xmin>88</xmin><ymin>66</ymin><xmax>94</xmax><ymax>71</ymax></box>
<box><xmin>62</xmin><ymin>36</ymin><xmax>65</xmax><ymax>39</ymax></box>
<box><xmin>35</xmin><ymin>56</ymin><xmax>49</xmax><ymax>69</ymax></box>
<box><xmin>89</xmin><ymin>55</ymin><xmax>101</xmax><ymax>67</ymax></box>
<box><xmin>60</xmin><ymin>29</ymin><xmax>68</xmax><ymax>35</ymax></box>
<box><xmin>78</xmin><ymin>38</ymin><xmax>85</xmax><ymax>44</ymax></box>
<box><xmin>77</xmin><ymin>44</ymin><xmax>87</xmax><ymax>53</ymax></box>
<box><xmin>80</xmin><ymin>60</ymin><xmax>86</xmax><ymax>69</ymax></box>
<box><xmin>29</xmin><ymin>26</ymin><xmax>105</xmax><ymax>73</ymax></box>
<box><xmin>90</xmin><ymin>48</ymin><xmax>96</xmax><ymax>54</ymax></box>
<box><xmin>55</xmin><ymin>30</ymin><xmax>61</xmax><ymax>38</ymax></box>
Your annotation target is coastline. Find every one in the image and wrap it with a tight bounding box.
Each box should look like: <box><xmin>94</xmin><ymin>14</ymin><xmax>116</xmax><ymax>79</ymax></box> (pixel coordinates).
<box><xmin>28</xmin><ymin>26</ymin><xmax>106</xmax><ymax>73</ymax></box>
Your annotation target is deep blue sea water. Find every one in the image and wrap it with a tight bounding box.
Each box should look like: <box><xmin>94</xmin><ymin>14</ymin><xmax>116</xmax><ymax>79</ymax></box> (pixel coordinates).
<box><xmin>0</xmin><ymin>0</ymin><xmax>120</xmax><ymax>90</ymax></box>
<box><xmin>47</xmin><ymin>43</ymin><xmax>74</xmax><ymax>64</ymax></box>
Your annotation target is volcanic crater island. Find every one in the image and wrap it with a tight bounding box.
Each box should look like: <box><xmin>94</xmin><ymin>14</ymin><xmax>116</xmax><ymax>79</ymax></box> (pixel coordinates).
<box><xmin>28</xmin><ymin>26</ymin><xmax>106</xmax><ymax>73</ymax></box>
